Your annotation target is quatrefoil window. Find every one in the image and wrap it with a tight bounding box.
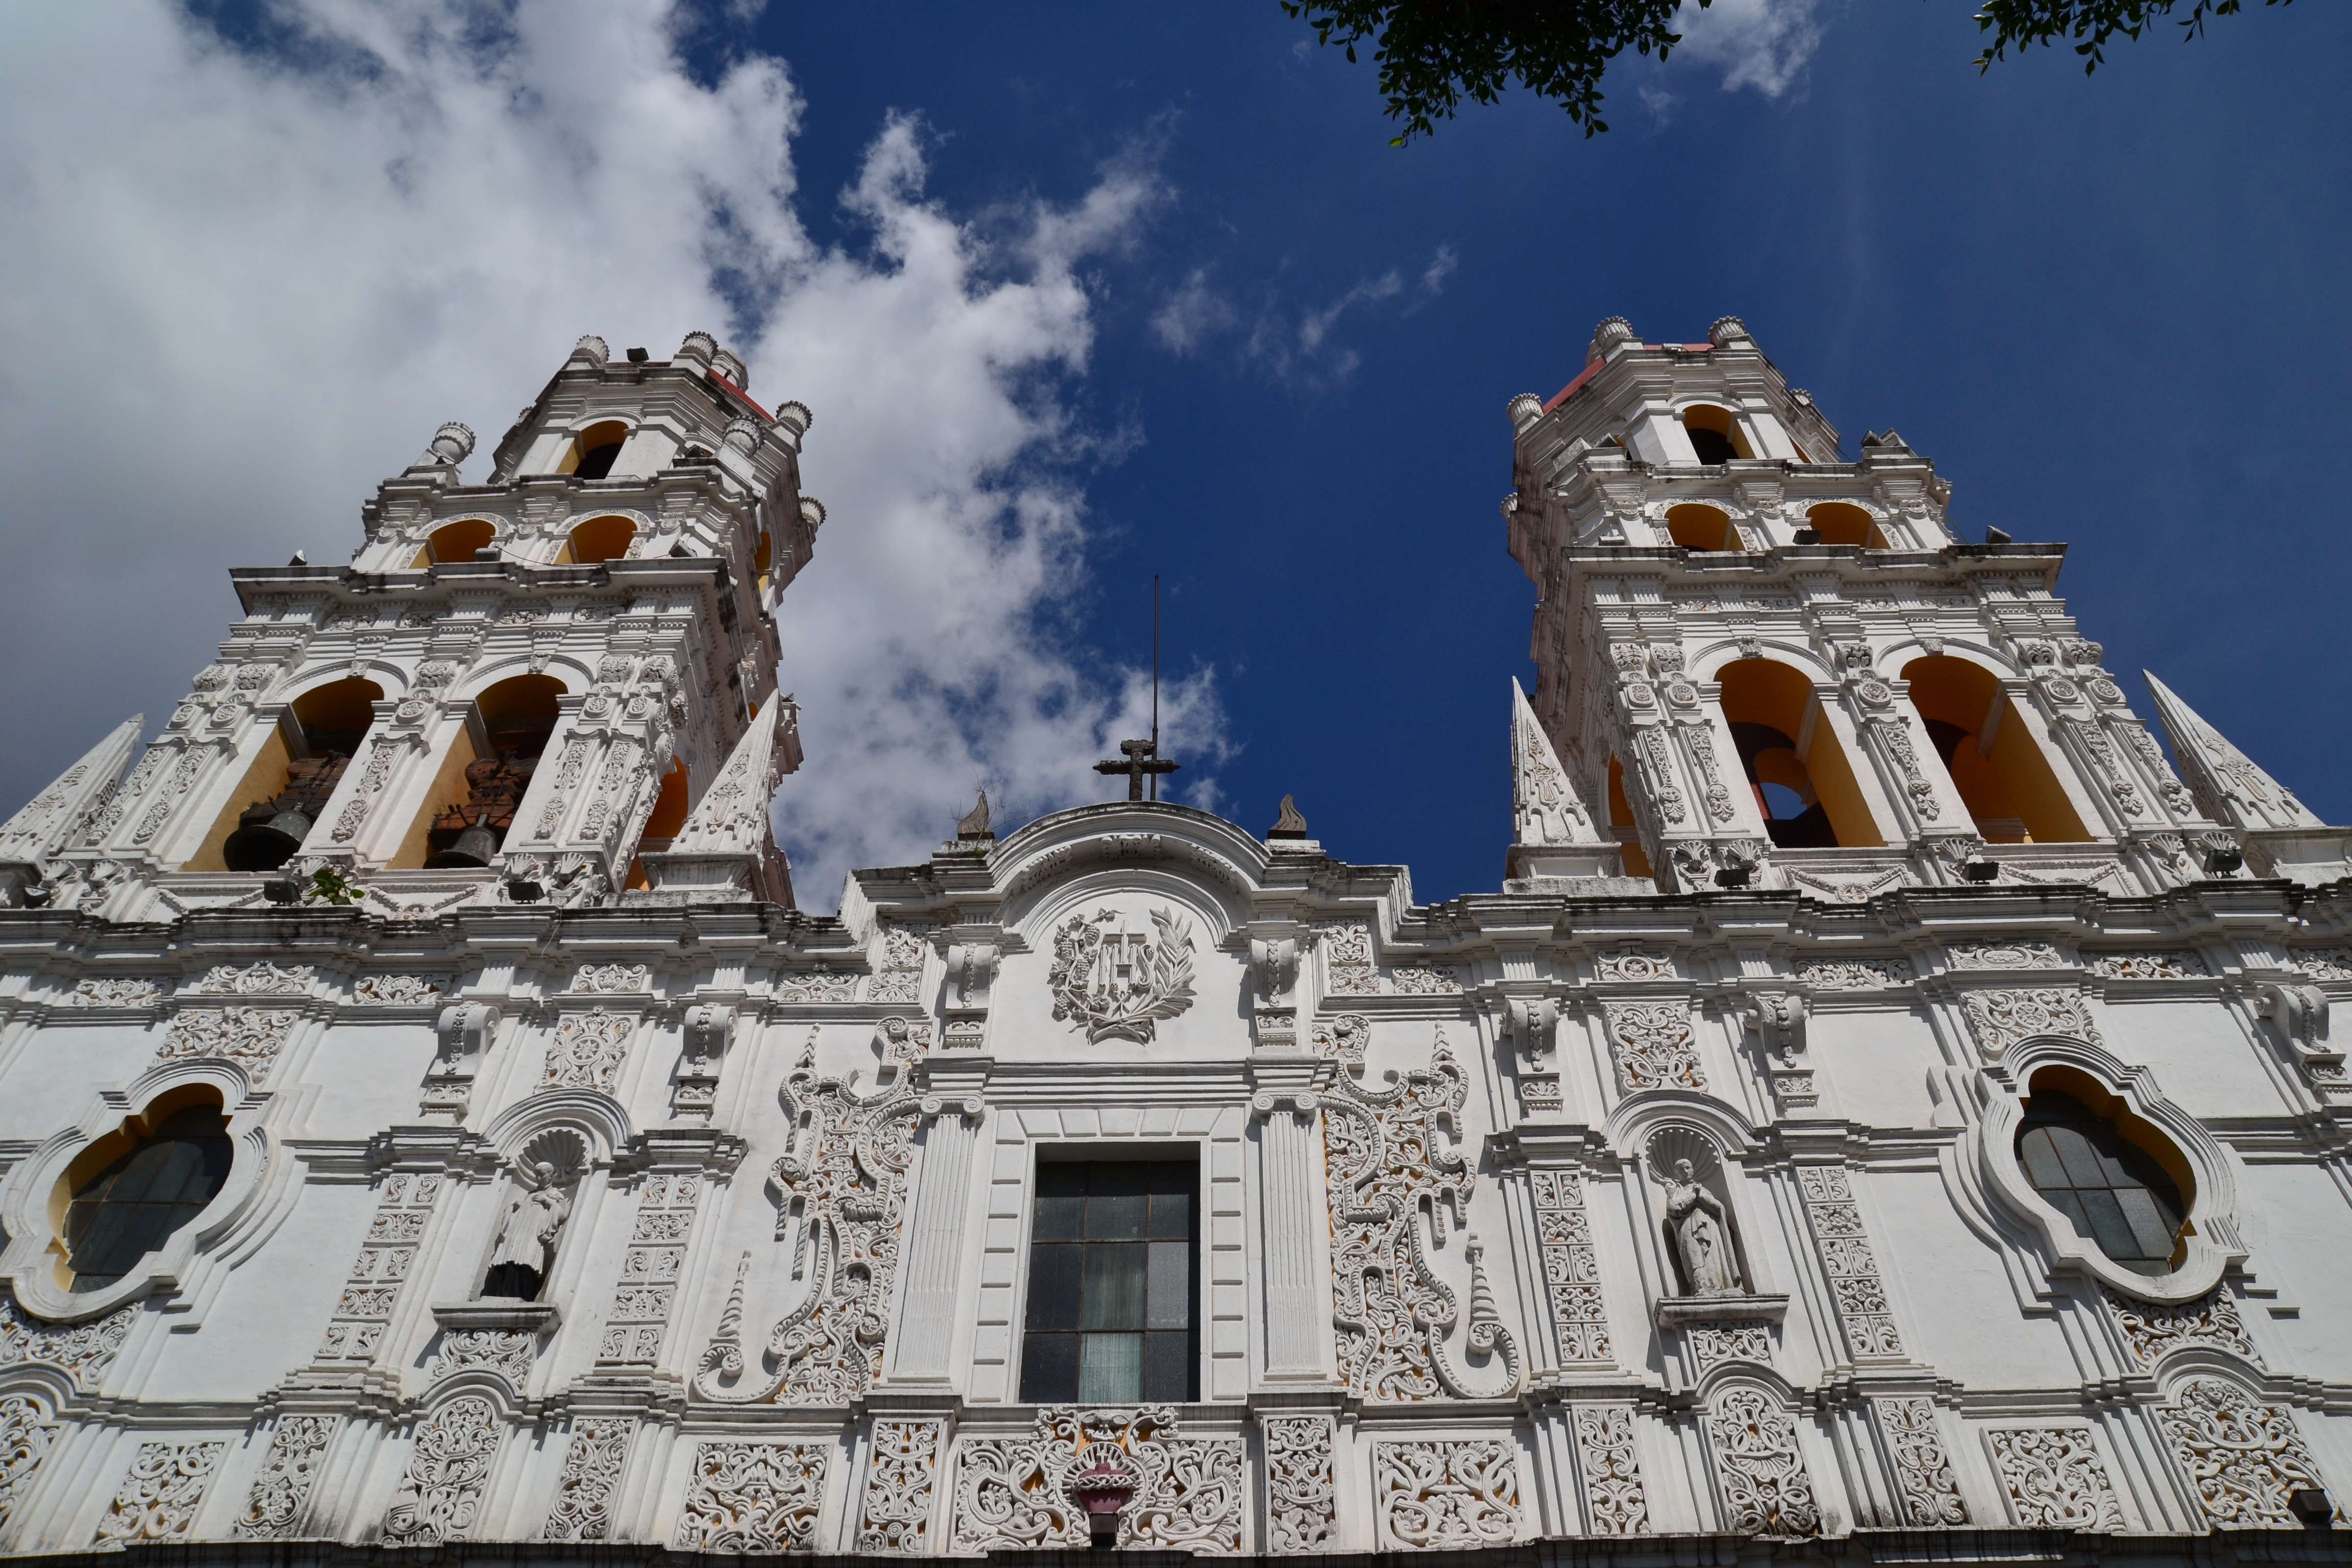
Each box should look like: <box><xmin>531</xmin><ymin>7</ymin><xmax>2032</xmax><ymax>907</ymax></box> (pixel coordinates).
<box><xmin>2014</xmin><ymin>1070</ymin><xmax>2190</xmax><ymax>1277</ymax></box>
<box><xmin>53</xmin><ymin>1094</ymin><xmax>234</xmax><ymax>1292</ymax></box>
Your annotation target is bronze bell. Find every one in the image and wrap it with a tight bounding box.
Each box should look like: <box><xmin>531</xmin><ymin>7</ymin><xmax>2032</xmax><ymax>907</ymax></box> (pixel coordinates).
<box><xmin>425</xmin><ymin>823</ymin><xmax>499</xmax><ymax>869</ymax></box>
<box><xmin>224</xmin><ymin>805</ymin><xmax>312</xmax><ymax>872</ymax></box>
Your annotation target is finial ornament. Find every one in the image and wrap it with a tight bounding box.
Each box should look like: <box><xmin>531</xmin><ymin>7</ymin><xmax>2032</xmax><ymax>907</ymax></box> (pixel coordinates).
<box><xmin>1268</xmin><ymin>794</ymin><xmax>1309</xmax><ymax>840</ymax></box>
<box><xmin>1506</xmin><ymin>392</ymin><xmax>1545</xmax><ymax>431</ymax></box>
<box><xmin>427</xmin><ymin>422</ymin><xmax>475</xmax><ymax>465</ymax></box>
<box><xmin>957</xmin><ymin>790</ymin><xmax>993</xmax><ymax>842</ymax></box>
<box><xmin>1708</xmin><ymin>315</ymin><xmax>1752</xmax><ymax>347</ymax></box>
<box><xmin>1587</xmin><ymin>315</ymin><xmax>1635</xmax><ymax>364</ymax></box>
<box><xmin>571</xmin><ymin>334</ymin><xmax>609</xmax><ymax>366</ymax></box>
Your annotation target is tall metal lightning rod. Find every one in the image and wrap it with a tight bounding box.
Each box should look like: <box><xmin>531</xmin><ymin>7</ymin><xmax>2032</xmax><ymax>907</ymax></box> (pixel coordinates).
<box><xmin>1151</xmin><ymin>575</ymin><xmax>1161</xmax><ymax>801</ymax></box>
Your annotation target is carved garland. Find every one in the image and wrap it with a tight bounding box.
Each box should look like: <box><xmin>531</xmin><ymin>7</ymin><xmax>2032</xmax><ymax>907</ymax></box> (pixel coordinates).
<box><xmin>2159</xmin><ymin>1378</ymin><xmax>2331</xmax><ymax>1527</ymax></box>
<box><xmin>0</xmin><ymin>1293</ymin><xmax>137</xmax><ymax>1390</ymax></box>
<box><xmin>1571</xmin><ymin>1405</ymin><xmax>1652</xmax><ymax>1536</ymax></box>
<box><xmin>235</xmin><ymin>1415</ymin><xmax>339</xmax><ymax>1539</ymax></box>
<box><xmin>673</xmin><ymin>1442</ymin><xmax>828</xmax><ymax>1551</ymax></box>
<box><xmin>1877</xmin><ymin>1398</ymin><xmax>1968</xmax><ymax>1525</ymax></box>
<box><xmin>1373</xmin><ymin>1439</ymin><xmax>1520</xmax><ymax>1550</ymax></box>
<box><xmin>92</xmin><ymin>1440</ymin><xmax>225</xmax><ymax>1544</ymax></box>
<box><xmin>1264</xmin><ymin>1414</ymin><xmax>1337</xmax><ymax>1552</ymax></box>
<box><xmin>859</xmin><ymin>1417</ymin><xmax>944</xmax><ymax>1553</ymax></box>
<box><xmin>542</xmin><ymin>1417</ymin><xmax>637</xmax><ymax>1541</ymax></box>
<box><xmin>1987</xmin><ymin>1427</ymin><xmax>2123</xmax><ymax>1530</ymax></box>
<box><xmin>0</xmin><ymin>1393</ymin><xmax>57</xmax><ymax>1528</ymax></box>
<box><xmin>381</xmin><ymin>1395</ymin><xmax>501</xmax><ymax>1547</ymax></box>
<box><xmin>1601</xmin><ymin>1001</ymin><xmax>1706</xmax><ymax>1093</ymax></box>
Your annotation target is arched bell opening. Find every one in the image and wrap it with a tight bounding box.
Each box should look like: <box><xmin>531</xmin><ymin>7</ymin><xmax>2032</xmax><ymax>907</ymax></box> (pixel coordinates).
<box><xmin>49</xmin><ymin>1085</ymin><xmax>233</xmax><ymax>1294</ymax></box>
<box><xmin>1901</xmin><ymin>655</ymin><xmax>2090</xmax><ymax>844</ymax></box>
<box><xmin>754</xmin><ymin>529</ymin><xmax>774</xmax><ymax>597</ymax></box>
<box><xmin>411</xmin><ymin>519</ymin><xmax>496</xmax><ymax>568</ymax></box>
<box><xmin>408</xmin><ymin>675</ymin><xmax>565</xmax><ymax>870</ymax></box>
<box><xmin>1666</xmin><ymin>503</ymin><xmax>1737</xmax><ymax>552</ymax></box>
<box><xmin>189</xmin><ymin>677</ymin><xmax>385</xmax><ymax>872</ymax></box>
<box><xmin>1680</xmin><ymin>404</ymin><xmax>1754</xmax><ymax>465</ymax></box>
<box><xmin>1606</xmin><ymin>754</ymin><xmax>1653</xmax><ymax>878</ymax></box>
<box><xmin>2016</xmin><ymin>1065</ymin><xmax>2195</xmax><ymax>1277</ymax></box>
<box><xmin>1805</xmin><ymin>502</ymin><xmax>1886</xmax><ymax>549</ymax></box>
<box><xmin>561</xmin><ymin>514</ymin><xmax>635</xmax><ymax>566</ymax></box>
<box><xmin>624</xmin><ymin>760</ymin><xmax>691</xmax><ymax>891</ymax></box>
<box><xmin>1716</xmin><ymin>659</ymin><xmax>1883</xmax><ymax>849</ymax></box>
<box><xmin>561</xmin><ymin>421</ymin><xmax>629</xmax><ymax>482</ymax></box>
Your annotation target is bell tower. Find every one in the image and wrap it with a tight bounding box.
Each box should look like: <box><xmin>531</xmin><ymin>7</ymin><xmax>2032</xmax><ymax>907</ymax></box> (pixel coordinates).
<box><xmin>1503</xmin><ymin>315</ymin><xmax>2340</xmax><ymax>898</ymax></box>
<box><xmin>0</xmin><ymin>331</ymin><xmax>823</xmax><ymax>915</ymax></box>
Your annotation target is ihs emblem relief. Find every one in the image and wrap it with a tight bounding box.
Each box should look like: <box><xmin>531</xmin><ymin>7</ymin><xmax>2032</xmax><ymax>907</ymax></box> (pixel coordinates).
<box><xmin>1048</xmin><ymin>908</ymin><xmax>1197</xmax><ymax>1044</ymax></box>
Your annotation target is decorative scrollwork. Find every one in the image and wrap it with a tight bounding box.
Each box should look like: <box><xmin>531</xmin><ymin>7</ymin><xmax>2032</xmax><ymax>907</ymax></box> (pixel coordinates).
<box><xmin>1264</xmin><ymin>1415</ymin><xmax>1337</xmax><ymax>1552</ymax></box>
<box><xmin>1705</xmin><ymin>1386</ymin><xmax>1819</xmax><ymax>1537</ymax></box>
<box><xmin>1325</xmin><ymin>1031</ymin><xmax>1520</xmax><ymax>1401</ymax></box>
<box><xmin>236</xmin><ymin>1415</ymin><xmax>338</xmax><ymax>1539</ymax></box>
<box><xmin>1878</xmin><ymin>1398</ymin><xmax>1967</xmax><ymax>1525</ymax></box>
<box><xmin>1373</xmin><ymin>1439</ymin><xmax>1521</xmax><ymax>1549</ymax></box>
<box><xmin>542</xmin><ymin>1418</ymin><xmax>637</xmax><ymax>1541</ymax></box>
<box><xmin>858</xmin><ymin>1418</ymin><xmax>943</xmax><ymax>1553</ymax></box>
<box><xmin>1988</xmin><ymin>1427</ymin><xmax>2123</xmax><ymax>1530</ymax></box>
<box><xmin>695</xmin><ymin>1021</ymin><xmax>923</xmax><ymax>1404</ymax></box>
<box><xmin>673</xmin><ymin>1441</ymin><xmax>828</xmax><ymax>1552</ymax></box>
<box><xmin>93</xmin><ymin>1440</ymin><xmax>225</xmax><ymax>1543</ymax></box>
<box><xmin>1571</xmin><ymin>1405</ymin><xmax>1651</xmax><ymax>1535</ymax></box>
<box><xmin>952</xmin><ymin>1407</ymin><xmax>1241</xmax><ymax>1554</ymax></box>
<box><xmin>381</xmin><ymin>1395</ymin><xmax>501</xmax><ymax>1547</ymax></box>
<box><xmin>2159</xmin><ymin>1378</ymin><xmax>2331</xmax><ymax>1527</ymax></box>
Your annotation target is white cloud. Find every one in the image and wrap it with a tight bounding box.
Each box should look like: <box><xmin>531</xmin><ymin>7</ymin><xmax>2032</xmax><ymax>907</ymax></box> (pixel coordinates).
<box><xmin>0</xmin><ymin>0</ymin><xmax>1221</xmax><ymax>910</ymax></box>
<box><xmin>1152</xmin><ymin>268</ymin><xmax>1238</xmax><ymax>354</ymax></box>
<box><xmin>1419</xmin><ymin>246</ymin><xmax>1460</xmax><ymax>295</ymax></box>
<box><xmin>1672</xmin><ymin>0</ymin><xmax>1823</xmax><ymax>97</ymax></box>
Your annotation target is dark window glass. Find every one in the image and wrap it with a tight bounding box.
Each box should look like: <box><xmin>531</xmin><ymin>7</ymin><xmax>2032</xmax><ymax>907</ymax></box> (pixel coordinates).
<box><xmin>574</xmin><ymin>439</ymin><xmax>623</xmax><ymax>480</ymax></box>
<box><xmin>61</xmin><ymin>1105</ymin><xmax>234</xmax><ymax>1292</ymax></box>
<box><xmin>1686</xmin><ymin>425</ymin><xmax>1738</xmax><ymax>464</ymax></box>
<box><xmin>2014</xmin><ymin>1089</ymin><xmax>2187</xmax><ymax>1276</ymax></box>
<box><xmin>1020</xmin><ymin>1159</ymin><xmax>1197</xmax><ymax>1403</ymax></box>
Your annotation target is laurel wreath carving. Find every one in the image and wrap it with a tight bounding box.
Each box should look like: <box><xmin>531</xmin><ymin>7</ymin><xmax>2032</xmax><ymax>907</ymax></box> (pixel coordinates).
<box><xmin>1048</xmin><ymin>907</ymin><xmax>1197</xmax><ymax>1044</ymax></box>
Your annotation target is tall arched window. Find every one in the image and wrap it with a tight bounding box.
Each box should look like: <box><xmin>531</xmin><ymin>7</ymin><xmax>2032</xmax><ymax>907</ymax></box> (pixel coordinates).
<box><xmin>1680</xmin><ymin>404</ymin><xmax>1752</xmax><ymax>465</ymax></box>
<box><xmin>59</xmin><ymin>1102</ymin><xmax>234</xmax><ymax>1292</ymax></box>
<box><xmin>193</xmin><ymin>677</ymin><xmax>385</xmax><ymax>872</ymax></box>
<box><xmin>2015</xmin><ymin>1079</ymin><xmax>2188</xmax><ymax>1276</ymax></box>
<box><xmin>1902</xmin><ymin>655</ymin><xmax>2089</xmax><ymax>843</ymax></box>
<box><xmin>1717</xmin><ymin>659</ymin><xmax>1883</xmax><ymax>848</ymax></box>
<box><xmin>565</xmin><ymin>421</ymin><xmax>629</xmax><ymax>481</ymax></box>
<box><xmin>419</xmin><ymin>674</ymin><xmax>566</xmax><ymax>868</ymax></box>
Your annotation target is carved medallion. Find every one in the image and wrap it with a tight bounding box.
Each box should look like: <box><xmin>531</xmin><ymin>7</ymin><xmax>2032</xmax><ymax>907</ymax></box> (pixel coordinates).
<box><xmin>1047</xmin><ymin>908</ymin><xmax>1196</xmax><ymax>1044</ymax></box>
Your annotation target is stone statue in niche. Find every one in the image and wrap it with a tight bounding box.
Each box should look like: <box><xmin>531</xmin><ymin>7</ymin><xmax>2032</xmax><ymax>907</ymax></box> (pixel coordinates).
<box><xmin>482</xmin><ymin>1132</ymin><xmax>584</xmax><ymax>1301</ymax></box>
<box><xmin>1647</xmin><ymin>1128</ymin><xmax>1747</xmax><ymax>1297</ymax></box>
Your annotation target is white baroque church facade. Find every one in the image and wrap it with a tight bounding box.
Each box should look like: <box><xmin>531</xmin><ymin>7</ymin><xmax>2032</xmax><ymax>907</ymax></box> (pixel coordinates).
<box><xmin>0</xmin><ymin>319</ymin><xmax>2347</xmax><ymax>1562</ymax></box>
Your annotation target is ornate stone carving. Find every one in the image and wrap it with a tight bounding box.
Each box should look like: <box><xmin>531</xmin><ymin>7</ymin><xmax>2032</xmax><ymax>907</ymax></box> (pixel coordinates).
<box><xmin>1638</xmin><ymin>726</ymin><xmax>1687</xmax><ymax>823</ymax></box>
<box><xmin>236</xmin><ymin>1414</ymin><xmax>339</xmax><ymax>1539</ymax></box>
<box><xmin>1960</xmin><ymin>989</ymin><xmax>2101</xmax><ymax>1058</ymax></box>
<box><xmin>1264</xmin><ymin>1414</ymin><xmax>1337</xmax><ymax>1553</ymax></box>
<box><xmin>2159</xmin><ymin>1377</ymin><xmax>2330</xmax><ymax>1527</ymax></box>
<box><xmin>1602</xmin><ymin>1001</ymin><xmax>1706</xmax><ymax>1092</ymax></box>
<box><xmin>1870</xmin><ymin>716</ymin><xmax>1942</xmax><ymax>820</ymax></box>
<box><xmin>1047</xmin><ymin>908</ymin><xmax>1197</xmax><ymax>1043</ymax></box>
<box><xmin>156</xmin><ymin>1006</ymin><xmax>297</xmax><ymax>1083</ymax></box>
<box><xmin>1797</xmin><ymin>959</ymin><xmax>1908</xmax><ymax>989</ymax></box>
<box><xmin>868</xmin><ymin>926</ymin><xmax>928</xmax><ymax>1004</ymax></box>
<box><xmin>1706</xmin><ymin>1386</ymin><xmax>1819</xmax><ymax>1536</ymax></box>
<box><xmin>1797</xmin><ymin>1166</ymin><xmax>1902</xmax><ymax>1357</ymax></box>
<box><xmin>354</xmin><ymin>973</ymin><xmax>447</xmax><ymax>1004</ymax></box>
<box><xmin>193</xmin><ymin>962</ymin><xmax>313</xmax><ymax>995</ymax></box>
<box><xmin>1652</xmin><ymin>1137</ymin><xmax>1746</xmax><ymax>1297</ymax></box>
<box><xmin>0</xmin><ymin>1392</ymin><xmax>57</xmax><ymax>1527</ymax></box>
<box><xmin>2107</xmin><ymin>1287</ymin><xmax>2259</xmax><ymax>1367</ymax></box>
<box><xmin>2290</xmin><ymin>948</ymin><xmax>2352</xmax><ymax>982</ymax></box>
<box><xmin>431</xmin><ymin>1328</ymin><xmax>534</xmax><ymax>1386</ymax></box>
<box><xmin>1988</xmin><ymin>1427</ymin><xmax>2122</xmax><ymax>1530</ymax></box>
<box><xmin>1389</xmin><ymin>964</ymin><xmax>1463</xmax><ymax>994</ymax></box>
<box><xmin>0</xmin><ymin>1292</ymin><xmax>137</xmax><ymax>1390</ymax></box>
<box><xmin>1571</xmin><ymin>1405</ymin><xmax>1651</xmax><ymax>1535</ymax></box>
<box><xmin>1321</xmin><ymin>922</ymin><xmax>1380</xmax><ymax>996</ymax></box>
<box><xmin>1531</xmin><ymin>1168</ymin><xmax>1611</xmax><ymax>1365</ymax></box>
<box><xmin>1326</xmin><ymin>1031</ymin><xmax>1520</xmax><ymax>1400</ymax></box>
<box><xmin>382</xmin><ymin>1395</ymin><xmax>502</xmax><ymax>1546</ymax></box>
<box><xmin>857</xmin><ymin>1417</ymin><xmax>942</xmax><ymax>1553</ymax></box>
<box><xmin>65</xmin><ymin>977</ymin><xmax>164</xmax><ymax>1007</ymax></box>
<box><xmin>1949</xmin><ymin>941</ymin><xmax>2067</xmax><ymax>970</ymax></box>
<box><xmin>599</xmin><ymin>1171</ymin><xmax>700</xmax><ymax>1364</ymax></box>
<box><xmin>1308</xmin><ymin>1013</ymin><xmax>1368</xmax><ymax>1065</ymax></box>
<box><xmin>571</xmin><ymin>962</ymin><xmax>650</xmax><ymax>994</ymax></box>
<box><xmin>776</xmin><ymin>968</ymin><xmax>861</xmax><ymax>1002</ymax></box>
<box><xmin>1683</xmin><ymin>722</ymin><xmax>1739</xmax><ymax>823</ymax></box>
<box><xmin>1689</xmin><ymin>1320</ymin><xmax>1772</xmax><ymax>1371</ymax></box>
<box><xmin>2091</xmin><ymin>952</ymin><xmax>2206</xmax><ymax>980</ymax></box>
<box><xmin>92</xmin><ymin>1439</ymin><xmax>225</xmax><ymax>1543</ymax></box>
<box><xmin>1877</xmin><ymin>1398</ymin><xmax>1967</xmax><ymax>1525</ymax></box>
<box><xmin>314</xmin><ymin>1171</ymin><xmax>443</xmax><ymax>1363</ymax></box>
<box><xmin>332</xmin><ymin>739</ymin><xmax>401</xmax><ymax>842</ymax></box>
<box><xmin>1596</xmin><ymin>950</ymin><xmax>1676</xmax><ymax>982</ymax></box>
<box><xmin>1373</xmin><ymin>1439</ymin><xmax>1520</xmax><ymax>1550</ymax></box>
<box><xmin>542</xmin><ymin>1417</ymin><xmax>636</xmax><ymax>1541</ymax></box>
<box><xmin>672</xmin><ymin>1448</ymin><xmax>837</xmax><ymax>1561</ymax></box>
<box><xmin>697</xmin><ymin>1020</ymin><xmax>922</xmax><ymax>1404</ymax></box>
<box><xmin>545</xmin><ymin>1007</ymin><xmax>635</xmax><ymax>1092</ymax></box>
<box><xmin>952</xmin><ymin>1407</ymin><xmax>1243</xmax><ymax>1554</ymax></box>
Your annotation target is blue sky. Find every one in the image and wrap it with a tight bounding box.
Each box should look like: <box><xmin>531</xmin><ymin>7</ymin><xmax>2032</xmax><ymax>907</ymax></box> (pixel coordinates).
<box><xmin>2</xmin><ymin>2</ymin><xmax>2346</xmax><ymax>906</ymax></box>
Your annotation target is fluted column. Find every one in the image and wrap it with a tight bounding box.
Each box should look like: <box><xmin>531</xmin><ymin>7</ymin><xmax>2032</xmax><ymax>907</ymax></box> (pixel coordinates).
<box><xmin>885</xmin><ymin>1090</ymin><xmax>986</xmax><ymax>1384</ymax></box>
<box><xmin>1251</xmin><ymin>1068</ymin><xmax>1330</xmax><ymax>1384</ymax></box>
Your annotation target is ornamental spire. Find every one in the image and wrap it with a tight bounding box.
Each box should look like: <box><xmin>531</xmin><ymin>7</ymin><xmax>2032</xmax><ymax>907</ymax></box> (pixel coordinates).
<box><xmin>2143</xmin><ymin>671</ymin><xmax>2321</xmax><ymax>832</ymax></box>
<box><xmin>0</xmin><ymin>714</ymin><xmax>144</xmax><ymax>896</ymax></box>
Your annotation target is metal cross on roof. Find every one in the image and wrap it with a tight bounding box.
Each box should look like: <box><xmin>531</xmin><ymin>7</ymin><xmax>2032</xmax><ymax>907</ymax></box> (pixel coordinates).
<box><xmin>1093</xmin><ymin>738</ymin><xmax>1179</xmax><ymax>802</ymax></box>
